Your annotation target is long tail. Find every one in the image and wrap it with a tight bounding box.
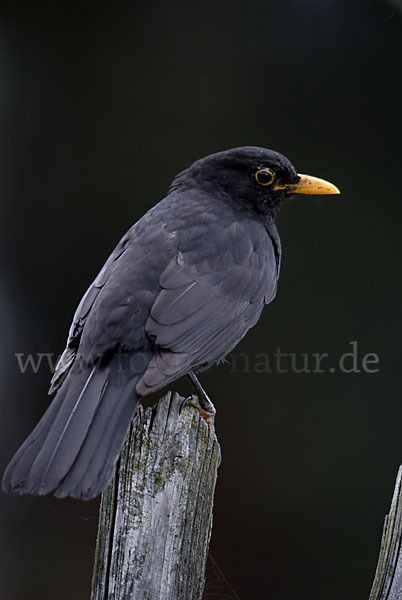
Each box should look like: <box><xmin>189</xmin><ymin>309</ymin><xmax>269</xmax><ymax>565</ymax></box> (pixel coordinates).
<box><xmin>2</xmin><ymin>354</ymin><xmax>142</xmax><ymax>500</ymax></box>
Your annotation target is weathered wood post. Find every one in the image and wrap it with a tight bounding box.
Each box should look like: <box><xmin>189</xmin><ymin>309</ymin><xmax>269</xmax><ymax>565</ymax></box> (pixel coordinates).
<box><xmin>90</xmin><ymin>391</ymin><xmax>221</xmax><ymax>600</ymax></box>
<box><xmin>369</xmin><ymin>465</ymin><xmax>402</xmax><ymax>599</ymax></box>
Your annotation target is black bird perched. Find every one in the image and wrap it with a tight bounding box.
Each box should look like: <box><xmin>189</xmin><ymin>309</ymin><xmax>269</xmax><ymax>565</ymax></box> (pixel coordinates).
<box><xmin>2</xmin><ymin>146</ymin><xmax>339</xmax><ymax>500</ymax></box>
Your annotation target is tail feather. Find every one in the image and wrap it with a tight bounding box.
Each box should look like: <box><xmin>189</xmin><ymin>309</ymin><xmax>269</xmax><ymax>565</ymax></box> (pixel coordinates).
<box><xmin>26</xmin><ymin>366</ymin><xmax>108</xmax><ymax>495</ymax></box>
<box><xmin>3</xmin><ymin>388</ymin><xmax>69</xmax><ymax>495</ymax></box>
<box><xmin>2</xmin><ymin>354</ymin><xmax>142</xmax><ymax>500</ymax></box>
<box><xmin>55</xmin><ymin>376</ymin><xmax>139</xmax><ymax>499</ymax></box>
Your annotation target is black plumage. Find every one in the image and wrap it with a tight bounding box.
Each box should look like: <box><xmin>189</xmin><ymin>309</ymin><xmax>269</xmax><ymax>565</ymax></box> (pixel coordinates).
<box><xmin>2</xmin><ymin>146</ymin><xmax>339</xmax><ymax>500</ymax></box>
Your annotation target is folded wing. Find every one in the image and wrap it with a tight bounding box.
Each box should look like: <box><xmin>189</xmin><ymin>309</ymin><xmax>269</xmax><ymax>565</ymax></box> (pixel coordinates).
<box><xmin>137</xmin><ymin>219</ymin><xmax>279</xmax><ymax>395</ymax></box>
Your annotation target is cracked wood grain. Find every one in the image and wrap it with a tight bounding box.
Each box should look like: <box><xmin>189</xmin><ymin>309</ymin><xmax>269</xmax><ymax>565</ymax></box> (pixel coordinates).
<box><xmin>91</xmin><ymin>391</ymin><xmax>221</xmax><ymax>600</ymax></box>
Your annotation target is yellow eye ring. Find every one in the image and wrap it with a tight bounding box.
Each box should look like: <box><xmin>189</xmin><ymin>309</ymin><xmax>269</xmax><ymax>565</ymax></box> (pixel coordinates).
<box><xmin>255</xmin><ymin>168</ymin><xmax>275</xmax><ymax>186</ymax></box>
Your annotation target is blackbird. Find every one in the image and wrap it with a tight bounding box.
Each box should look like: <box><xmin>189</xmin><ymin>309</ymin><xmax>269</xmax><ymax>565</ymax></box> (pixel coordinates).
<box><xmin>2</xmin><ymin>146</ymin><xmax>339</xmax><ymax>500</ymax></box>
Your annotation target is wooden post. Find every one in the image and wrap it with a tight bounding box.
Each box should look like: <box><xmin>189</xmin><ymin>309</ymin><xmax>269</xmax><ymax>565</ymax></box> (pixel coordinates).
<box><xmin>369</xmin><ymin>465</ymin><xmax>402</xmax><ymax>599</ymax></box>
<box><xmin>90</xmin><ymin>391</ymin><xmax>221</xmax><ymax>600</ymax></box>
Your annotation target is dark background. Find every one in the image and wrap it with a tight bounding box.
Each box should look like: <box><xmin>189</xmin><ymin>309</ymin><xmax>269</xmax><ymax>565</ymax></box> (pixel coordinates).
<box><xmin>1</xmin><ymin>1</ymin><xmax>402</xmax><ymax>599</ymax></box>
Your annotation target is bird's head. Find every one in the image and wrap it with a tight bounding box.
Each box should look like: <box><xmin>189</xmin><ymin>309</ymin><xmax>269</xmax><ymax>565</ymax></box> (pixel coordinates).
<box><xmin>172</xmin><ymin>146</ymin><xmax>340</xmax><ymax>219</ymax></box>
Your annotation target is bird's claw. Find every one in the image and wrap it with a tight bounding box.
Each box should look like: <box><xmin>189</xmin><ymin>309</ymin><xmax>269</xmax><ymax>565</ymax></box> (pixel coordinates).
<box><xmin>133</xmin><ymin>403</ymin><xmax>144</xmax><ymax>422</ymax></box>
<box><xmin>180</xmin><ymin>394</ymin><xmax>216</xmax><ymax>429</ymax></box>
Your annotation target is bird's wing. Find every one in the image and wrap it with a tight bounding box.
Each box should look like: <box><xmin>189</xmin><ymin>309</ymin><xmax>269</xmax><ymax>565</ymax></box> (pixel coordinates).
<box><xmin>137</xmin><ymin>219</ymin><xmax>278</xmax><ymax>395</ymax></box>
<box><xmin>49</xmin><ymin>235</ymin><xmax>130</xmax><ymax>394</ymax></box>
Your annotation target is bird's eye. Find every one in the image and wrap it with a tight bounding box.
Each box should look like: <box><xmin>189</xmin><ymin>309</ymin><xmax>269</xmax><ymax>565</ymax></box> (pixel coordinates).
<box><xmin>255</xmin><ymin>168</ymin><xmax>275</xmax><ymax>186</ymax></box>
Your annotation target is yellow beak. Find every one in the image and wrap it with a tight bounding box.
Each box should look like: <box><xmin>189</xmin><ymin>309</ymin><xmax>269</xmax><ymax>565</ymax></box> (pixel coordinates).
<box><xmin>274</xmin><ymin>174</ymin><xmax>340</xmax><ymax>195</ymax></box>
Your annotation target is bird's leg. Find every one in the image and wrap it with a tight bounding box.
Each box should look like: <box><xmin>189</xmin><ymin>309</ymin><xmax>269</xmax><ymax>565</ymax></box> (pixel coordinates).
<box><xmin>180</xmin><ymin>371</ymin><xmax>216</xmax><ymax>428</ymax></box>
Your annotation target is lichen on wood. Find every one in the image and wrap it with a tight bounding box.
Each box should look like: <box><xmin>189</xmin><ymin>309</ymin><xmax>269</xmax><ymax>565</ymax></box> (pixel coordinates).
<box><xmin>91</xmin><ymin>391</ymin><xmax>221</xmax><ymax>600</ymax></box>
<box><xmin>369</xmin><ymin>466</ymin><xmax>402</xmax><ymax>600</ymax></box>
